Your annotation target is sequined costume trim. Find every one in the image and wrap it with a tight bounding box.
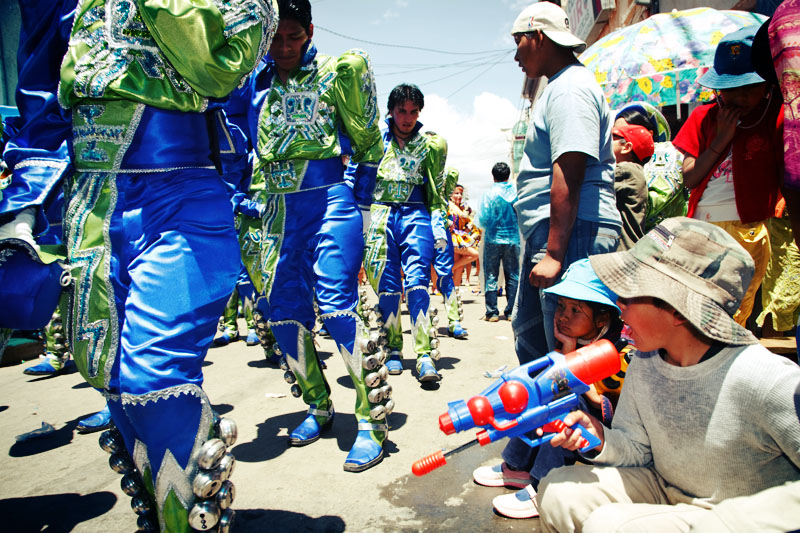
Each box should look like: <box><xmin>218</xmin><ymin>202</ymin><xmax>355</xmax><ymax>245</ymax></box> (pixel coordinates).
<box><xmin>120</xmin><ymin>383</ymin><xmax>204</xmax><ymax>406</ymax></box>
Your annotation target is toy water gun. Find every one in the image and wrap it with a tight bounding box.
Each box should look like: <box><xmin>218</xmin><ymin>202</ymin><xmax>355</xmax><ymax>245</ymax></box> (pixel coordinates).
<box><xmin>412</xmin><ymin>340</ymin><xmax>620</xmax><ymax>476</ymax></box>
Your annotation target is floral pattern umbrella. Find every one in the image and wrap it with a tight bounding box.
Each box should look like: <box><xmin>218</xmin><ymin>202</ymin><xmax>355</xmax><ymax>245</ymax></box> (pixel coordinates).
<box><xmin>579</xmin><ymin>8</ymin><xmax>767</xmax><ymax>110</ymax></box>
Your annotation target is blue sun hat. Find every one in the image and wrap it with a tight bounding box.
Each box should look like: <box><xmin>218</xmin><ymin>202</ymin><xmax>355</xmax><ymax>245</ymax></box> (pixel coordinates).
<box><xmin>698</xmin><ymin>25</ymin><xmax>765</xmax><ymax>90</ymax></box>
<box><xmin>543</xmin><ymin>258</ymin><xmax>620</xmax><ymax>312</ymax></box>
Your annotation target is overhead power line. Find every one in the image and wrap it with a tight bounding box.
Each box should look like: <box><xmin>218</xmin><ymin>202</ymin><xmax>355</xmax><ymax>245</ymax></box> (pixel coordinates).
<box><xmin>446</xmin><ymin>52</ymin><xmax>510</xmax><ymax>99</ymax></box>
<box><xmin>378</xmin><ymin>51</ymin><xmax>510</xmax><ymax>76</ymax></box>
<box><xmin>315</xmin><ymin>25</ymin><xmax>508</xmax><ymax>56</ymax></box>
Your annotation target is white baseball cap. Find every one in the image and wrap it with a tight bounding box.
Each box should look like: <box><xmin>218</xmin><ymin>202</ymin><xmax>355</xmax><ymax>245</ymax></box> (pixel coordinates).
<box><xmin>511</xmin><ymin>2</ymin><xmax>586</xmax><ymax>53</ymax></box>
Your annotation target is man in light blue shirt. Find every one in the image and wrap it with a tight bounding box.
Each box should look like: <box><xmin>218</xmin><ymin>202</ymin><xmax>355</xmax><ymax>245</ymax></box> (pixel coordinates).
<box><xmin>478</xmin><ymin>162</ymin><xmax>520</xmax><ymax>321</ymax></box>
<box><xmin>472</xmin><ymin>2</ymin><xmax>622</xmax><ymax>520</ymax></box>
<box><xmin>510</xmin><ymin>2</ymin><xmax>621</xmax><ymax>360</ymax></box>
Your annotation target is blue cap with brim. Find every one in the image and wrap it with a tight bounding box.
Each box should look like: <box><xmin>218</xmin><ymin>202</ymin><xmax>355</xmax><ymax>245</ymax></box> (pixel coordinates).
<box><xmin>0</xmin><ymin>239</ymin><xmax>66</xmax><ymax>330</ymax></box>
<box><xmin>543</xmin><ymin>258</ymin><xmax>620</xmax><ymax>313</ymax></box>
<box><xmin>699</xmin><ymin>25</ymin><xmax>765</xmax><ymax>90</ymax></box>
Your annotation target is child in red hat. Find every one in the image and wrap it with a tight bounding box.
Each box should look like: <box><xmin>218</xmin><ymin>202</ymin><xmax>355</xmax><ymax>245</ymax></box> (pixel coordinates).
<box><xmin>611</xmin><ymin>124</ymin><xmax>655</xmax><ymax>250</ymax></box>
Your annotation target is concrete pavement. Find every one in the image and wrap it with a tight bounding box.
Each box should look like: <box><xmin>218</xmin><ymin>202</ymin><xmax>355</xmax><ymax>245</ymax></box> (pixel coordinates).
<box><xmin>0</xmin><ymin>285</ymin><xmax>545</xmax><ymax>532</ymax></box>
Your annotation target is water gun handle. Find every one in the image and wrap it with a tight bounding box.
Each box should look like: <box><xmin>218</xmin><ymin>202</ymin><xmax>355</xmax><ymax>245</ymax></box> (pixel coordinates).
<box><xmin>519</xmin><ymin>414</ymin><xmax>602</xmax><ymax>454</ymax></box>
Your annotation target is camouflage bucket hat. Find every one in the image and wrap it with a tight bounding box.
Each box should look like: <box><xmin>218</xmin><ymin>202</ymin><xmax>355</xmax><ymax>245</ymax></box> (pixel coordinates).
<box><xmin>589</xmin><ymin>217</ymin><xmax>757</xmax><ymax>345</ymax></box>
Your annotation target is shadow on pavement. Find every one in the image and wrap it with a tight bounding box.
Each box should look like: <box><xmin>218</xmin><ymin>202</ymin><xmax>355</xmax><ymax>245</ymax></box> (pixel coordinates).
<box><xmin>233</xmin><ymin>411</ymin><xmax>306</xmax><ymax>463</ymax></box>
<box><xmin>8</xmin><ymin>413</ymin><xmax>90</xmax><ymax>457</ymax></box>
<box><xmin>212</xmin><ymin>403</ymin><xmax>234</xmax><ymax>416</ymax></box>
<box><xmin>2</xmin><ymin>491</ymin><xmax>117</xmax><ymax>532</ymax></box>
<box><xmin>234</xmin><ymin>509</ymin><xmax>345</xmax><ymax>532</ymax></box>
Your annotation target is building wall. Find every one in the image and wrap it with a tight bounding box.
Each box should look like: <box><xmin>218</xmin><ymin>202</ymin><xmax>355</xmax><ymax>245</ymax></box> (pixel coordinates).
<box><xmin>594</xmin><ymin>0</ymin><xmax>650</xmax><ymax>44</ymax></box>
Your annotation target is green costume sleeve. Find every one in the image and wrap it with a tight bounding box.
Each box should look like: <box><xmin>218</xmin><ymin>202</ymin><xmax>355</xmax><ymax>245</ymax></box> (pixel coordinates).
<box><xmin>422</xmin><ymin>132</ymin><xmax>448</xmax><ymax>239</ymax></box>
<box><xmin>60</xmin><ymin>0</ymin><xmax>277</xmax><ymax>112</ymax></box>
<box><xmin>443</xmin><ymin>167</ymin><xmax>460</xmax><ymax>199</ymax></box>
<box><xmin>333</xmin><ymin>50</ymin><xmax>383</xmax><ymax>164</ymax></box>
<box><xmin>139</xmin><ymin>0</ymin><xmax>276</xmax><ymax>98</ymax></box>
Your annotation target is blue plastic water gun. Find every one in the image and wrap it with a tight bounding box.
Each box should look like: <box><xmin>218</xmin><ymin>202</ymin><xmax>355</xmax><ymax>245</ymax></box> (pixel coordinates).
<box><xmin>412</xmin><ymin>340</ymin><xmax>620</xmax><ymax>476</ymax></box>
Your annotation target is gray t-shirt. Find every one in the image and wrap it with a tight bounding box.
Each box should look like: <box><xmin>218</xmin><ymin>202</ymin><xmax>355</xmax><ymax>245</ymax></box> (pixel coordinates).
<box><xmin>596</xmin><ymin>344</ymin><xmax>800</xmax><ymax>504</ymax></box>
<box><xmin>515</xmin><ymin>63</ymin><xmax>621</xmax><ymax>242</ymax></box>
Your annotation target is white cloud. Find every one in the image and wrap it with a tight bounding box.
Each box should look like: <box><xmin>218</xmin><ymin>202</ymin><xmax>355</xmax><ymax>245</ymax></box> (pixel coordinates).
<box><xmin>421</xmin><ymin>91</ymin><xmax>520</xmax><ymax>207</ymax></box>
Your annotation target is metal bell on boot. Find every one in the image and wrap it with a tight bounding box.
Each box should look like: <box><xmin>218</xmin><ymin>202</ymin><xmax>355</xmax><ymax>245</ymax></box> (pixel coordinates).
<box><xmin>197</xmin><ymin>439</ymin><xmax>226</xmax><ymax>470</ymax></box>
<box><xmin>120</xmin><ymin>473</ymin><xmax>143</xmax><ymax>497</ymax></box>
<box><xmin>131</xmin><ymin>495</ymin><xmax>153</xmax><ymax>516</ymax></box>
<box><xmin>192</xmin><ymin>469</ymin><xmax>223</xmax><ymax>499</ymax></box>
<box><xmin>109</xmin><ymin>453</ymin><xmax>134</xmax><ymax>474</ymax></box>
<box><xmin>216</xmin><ymin>480</ymin><xmax>236</xmax><ymax>510</ymax></box>
<box><xmin>217</xmin><ymin>452</ymin><xmax>236</xmax><ymax>481</ymax></box>
<box><xmin>216</xmin><ymin>418</ymin><xmax>238</xmax><ymax>447</ymax></box>
<box><xmin>188</xmin><ymin>500</ymin><xmax>221</xmax><ymax>531</ymax></box>
<box><xmin>99</xmin><ymin>429</ymin><xmax>123</xmax><ymax>454</ymax></box>
<box><xmin>218</xmin><ymin>508</ymin><xmax>235</xmax><ymax>533</ymax></box>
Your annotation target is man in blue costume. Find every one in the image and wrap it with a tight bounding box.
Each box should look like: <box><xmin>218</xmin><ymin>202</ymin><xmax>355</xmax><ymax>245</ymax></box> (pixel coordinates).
<box><xmin>362</xmin><ymin>84</ymin><xmax>449</xmax><ymax>383</ymax></box>
<box><xmin>0</xmin><ymin>0</ymin><xmax>278</xmax><ymax>530</ymax></box>
<box><xmin>230</xmin><ymin>0</ymin><xmax>390</xmax><ymax>473</ymax></box>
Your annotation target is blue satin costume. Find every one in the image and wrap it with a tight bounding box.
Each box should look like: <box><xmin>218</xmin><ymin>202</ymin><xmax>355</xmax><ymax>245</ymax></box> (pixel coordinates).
<box><xmin>228</xmin><ymin>41</ymin><xmax>390</xmax><ymax>470</ymax></box>
<box><xmin>362</xmin><ymin>120</ymin><xmax>449</xmax><ymax>375</ymax></box>
<box><xmin>431</xmin><ymin>167</ymin><xmax>465</xmax><ymax>334</ymax></box>
<box><xmin>0</xmin><ymin>1</ymin><xmax>279</xmax><ymax>531</ymax></box>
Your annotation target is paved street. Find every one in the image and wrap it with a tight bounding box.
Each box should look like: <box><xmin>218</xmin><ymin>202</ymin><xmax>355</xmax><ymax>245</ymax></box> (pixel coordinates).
<box><xmin>0</xmin><ymin>285</ymin><xmax>545</xmax><ymax>532</ymax></box>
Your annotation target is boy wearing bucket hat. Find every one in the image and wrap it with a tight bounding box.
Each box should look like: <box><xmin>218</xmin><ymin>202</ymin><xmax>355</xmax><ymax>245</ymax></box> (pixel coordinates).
<box><xmin>535</xmin><ymin>217</ymin><xmax>800</xmax><ymax>532</ymax></box>
<box><xmin>673</xmin><ymin>25</ymin><xmax>784</xmax><ymax>327</ymax></box>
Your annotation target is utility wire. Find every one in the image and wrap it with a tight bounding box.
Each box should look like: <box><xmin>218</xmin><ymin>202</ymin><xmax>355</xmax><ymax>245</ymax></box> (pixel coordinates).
<box><xmin>378</xmin><ymin>51</ymin><xmax>510</xmax><ymax>76</ymax></box>
<box><xmin>315</xmin><ymin>25</ymin><xmax>507</xmax><ymax>56</ymax></box>
<box><xmin>445</xmin><ymin>52</ymin><xmax>510</xmax><ymax>99</ymax></box>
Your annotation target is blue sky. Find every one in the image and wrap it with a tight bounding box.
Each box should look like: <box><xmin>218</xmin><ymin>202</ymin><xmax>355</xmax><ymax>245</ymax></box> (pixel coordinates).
<box><xmin>309</xmin><ymin>0</ymin><xmax>535</xmax><ymax>205</ymax></box>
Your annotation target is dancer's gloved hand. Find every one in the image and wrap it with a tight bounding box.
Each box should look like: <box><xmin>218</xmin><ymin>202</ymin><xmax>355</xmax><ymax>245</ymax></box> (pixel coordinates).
<box><xmin>434</xmin><ymin>238</ymin><xmax>447</xmax><ymax>251</ymax></box>
<box><xmin>361</xmin><ymin>208</ymin><xmax>372</xmax><ymax>238</ymax></box>
<box><xmin>0</xmin><ymin>207</ymin><xmax>38</xmax><ymax>250</ymax></box>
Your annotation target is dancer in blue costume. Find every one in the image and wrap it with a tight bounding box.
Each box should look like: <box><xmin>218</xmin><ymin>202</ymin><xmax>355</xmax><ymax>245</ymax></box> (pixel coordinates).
<box><xmin>0</xmin><ymin>3</ymin><xmax>112</xmax><ymax>434</ymax></box>
<box><xmin>362</xmin><ymin>84</ymin><xmax>449</xmax><ymax>383</ymax></box>
<box><xmin>1</xmin><ymin>0</ymin><xmax>278</xmax><ymax>530</ymax></box>
<box><xmin>230</xmin><ymin>0</ymin><xmax>389</xmax><ymax>472</ymax></box>
<box><xmin>432</xmin><ymin>167</ymin><xmax>468</xmax><ymax>339</ymax></box>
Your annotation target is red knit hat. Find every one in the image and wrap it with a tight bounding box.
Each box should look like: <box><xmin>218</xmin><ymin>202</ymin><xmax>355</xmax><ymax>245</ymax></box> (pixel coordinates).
<box><xmin>612</xmin><ymin>124</ymin><xmax>655</xmax><ymax>162</ymax></box>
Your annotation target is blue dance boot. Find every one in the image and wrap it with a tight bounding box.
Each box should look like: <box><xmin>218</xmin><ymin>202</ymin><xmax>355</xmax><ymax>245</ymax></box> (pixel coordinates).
<box><xmin>416</xmin><ymin>356</ymin><xmax>441</xmax><ymax>383</ymax></box>
<box><xmin>384</xmin><ymin>349</ymin><xmax>403</xmax><ymax>375</ymax></box>
<box><xmin>245</xmin><ymin>328</ymin><xmax>259</xmax><ymax>346</ymax></box>
<box><xmin>289</xmin><ymin>403</ymin><xmax>334</xmax><ymax>447</ymax></box>
<box><xmin>76</xmin><ymin>404</ymin><xmax>112</xmax><ymax>434</ymax></box>
<box><xmin>212</xmin><ymin>328</ymin><xmax>238</xmax><ymax>346</ymax></box>
<box><xmin>448</xmin><ymin>322</ymin><xmax>469</xmax><ymax>339</ymax></box>
<box><xmin>343</xmin><ymin>421</ymin><xmax>385</xmax><ymax>473</ymax></box>
<box><xmin>23</xmin><ymin>353</ymin><xmax>73</xmax><ymax>376</ymax></box>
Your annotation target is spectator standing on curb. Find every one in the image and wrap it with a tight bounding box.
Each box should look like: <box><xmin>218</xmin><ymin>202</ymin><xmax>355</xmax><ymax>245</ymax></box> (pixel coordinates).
<box><xmin>673</xmin><ymin>26</ymin><xmax>784</xmax><ymax>327</ymax></box>
<box><xmin>509</xmin><ymin>1</ymin><xmax>621</xmax><ymax>360</ymax></box>
<box><xmin>473</xmin><ymin>2</ymin><xmax>622</xmax><ymax>510</ymax></box>
<box><xmin>477</xmin><ymin>162</ymin><xmax>520</xmax><ymax>321</ymax></box>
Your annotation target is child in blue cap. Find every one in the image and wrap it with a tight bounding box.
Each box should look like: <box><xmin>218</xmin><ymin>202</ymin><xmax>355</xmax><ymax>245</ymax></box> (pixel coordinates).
<box><xmin>475</xmin><ymin>258</ymin><xmax>631</xmax><ymax>519</ymax></box>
